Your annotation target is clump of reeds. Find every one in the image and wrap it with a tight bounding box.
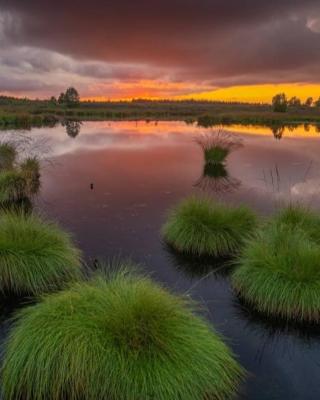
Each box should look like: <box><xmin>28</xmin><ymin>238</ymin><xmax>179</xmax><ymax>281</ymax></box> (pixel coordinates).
<box><xmin>0</xmin><ymin>143</ymin><xmax>17</xmax><ymax>170</ymax></box>
<box><xmin>232</xmin><ymin>205</ymin><xmax>320</xmax><ymax>322</ymax></box>
<box><xmin>2</xmin><ymin>267</ymin><xmax>244</xmax><ymax>400</ymax></box>
<box><xmin>0</xmin><ymin>211</ymin><xmax>81</xmax><ymax>295</ymax></box>
<box><xmin>195</xmin><ymin>130</ymin><xmax>242</xmax><ymax>165</ymax></box>
<box><xmin>20</xmin><ymin>157</ymin><xmax>41</xmax><ymax>195</ymax></box>
<box><xmin>0</xmin><ymin>171</ymin><xmax>27</xmax><ymax>203</ymax></box>
<box><xmin>162</xmin><ymin>196</ymin><xmax>257</xmax><ymax>257</ymax></box>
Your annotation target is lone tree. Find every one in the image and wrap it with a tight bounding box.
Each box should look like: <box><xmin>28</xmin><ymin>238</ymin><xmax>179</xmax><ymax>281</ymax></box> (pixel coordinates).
<box><xmin>65</xmin><ymin>87</ymin><xmax>80</xmax><ymax>106</ymax></box>
<box><xmin>315</xmin><ymin>97</ymin><xmax>320</xmax><ymax>107</ymax></box>
<box><xmin>58</xmin><ymin>87</ymin><xmax>80</xmax><ymax>107</ymax></box>
<box><xmin>272</xmin><ymin>93</ymin><xmax>288</xmax><ymax>113</ymax></box>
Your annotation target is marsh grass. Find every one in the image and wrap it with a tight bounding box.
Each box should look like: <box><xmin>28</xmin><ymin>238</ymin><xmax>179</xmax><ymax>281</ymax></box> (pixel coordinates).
<box><xmin>0</xmin><ymin>170</ymin><xmax>27</xmax><ymax>203</ymax></box>
<box><xmin>2</xmin><ymin>268</ymin><xmax>244</xmax><ymax>400</ymax></box>
<box><xmin>232</xmin><ymin>219</ymin><xmax>320</xmax><ymax>322</ymax></box>
<box><xmin>20</xmin><ymin>157</ymin><xmax>41</xmax><ymax>195</ymax></box>
<box><xmin>272</xmin><ymin>204</ymin><xmax>320</xmax><ymax>243</ymax></box>
<box><xmin>162</xmin><ymin>197</ymin><xmax>257</xmax><ymax>257</ymax></box>
<box><xmin>0</xmin><ymin>212</ymin><xmax>81</xmax><ymax>295</ymax></box>
<box><xmin>0</xmin><ymin>143</ymin><xmax>16</xmax><ymax>170</ymax></box>
<box><xmin>195</xmin><ymin>130</ymin><xmax>242</xmax><ymax>165</ymax></box>
<box><xmin>0</xmin><ymin>197</ymin><xmax>33</xmax><ymax>214</ymax></box>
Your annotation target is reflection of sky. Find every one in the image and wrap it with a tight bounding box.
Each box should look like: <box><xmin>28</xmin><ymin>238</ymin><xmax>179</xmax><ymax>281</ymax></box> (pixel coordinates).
<box><xmin>5</xmin><ymin>121</ymin><xmax>320</xmax><ymax>208</ymax></box>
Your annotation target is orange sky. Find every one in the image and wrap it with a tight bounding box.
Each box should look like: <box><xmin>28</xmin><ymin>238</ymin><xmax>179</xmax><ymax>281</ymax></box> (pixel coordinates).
<box><xmin>3</xmin><ymin>2</ymin><xmax>320</xmax><ymax>103</ymax></box>
<box><xmin>83</xmin><ymin>83</ymin><xmax>320</xmax><ymax>103</ymax></box>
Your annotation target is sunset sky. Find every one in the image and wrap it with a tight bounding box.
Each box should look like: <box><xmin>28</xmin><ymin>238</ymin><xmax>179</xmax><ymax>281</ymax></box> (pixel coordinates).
<box><xmin>1</xmin><ymin>0</ymin><xmax>320</xmax><ymax>102</ymax></box>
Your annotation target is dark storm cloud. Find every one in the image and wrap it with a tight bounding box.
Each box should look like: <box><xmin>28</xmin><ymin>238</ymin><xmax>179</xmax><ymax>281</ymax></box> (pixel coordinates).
<box><xmin>1</xmin><ymin>0</ymin><xmax>320</xmax><ymax>94</ymax></box>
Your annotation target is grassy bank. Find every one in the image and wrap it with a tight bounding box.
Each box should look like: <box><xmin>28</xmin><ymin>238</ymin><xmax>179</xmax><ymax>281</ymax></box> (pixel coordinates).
<box><xmin>1</xmin><ymin>98</ymin><xmax>320</xmax><ymax>129</ymax></box>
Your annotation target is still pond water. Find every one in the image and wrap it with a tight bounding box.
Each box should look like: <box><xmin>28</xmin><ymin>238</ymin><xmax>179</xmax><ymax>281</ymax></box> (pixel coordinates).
<box><xmin>4</xmin><ymin>120</ymin><xmax>320</xmax><ymax>399</ymax></box>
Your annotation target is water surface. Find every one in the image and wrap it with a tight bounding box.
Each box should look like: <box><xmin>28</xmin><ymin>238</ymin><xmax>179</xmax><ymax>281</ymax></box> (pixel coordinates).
<box><xmin>5</xmin><ymin>121</ymin><xmax>320</xmax><ymax>399</ymax></box>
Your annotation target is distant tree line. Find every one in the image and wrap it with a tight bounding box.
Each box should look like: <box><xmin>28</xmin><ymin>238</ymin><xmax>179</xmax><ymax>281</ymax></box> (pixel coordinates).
<box><xmin>272</xmin><ymin>93</ymin><xmax>320</xmax><ymax>112</ymax></box>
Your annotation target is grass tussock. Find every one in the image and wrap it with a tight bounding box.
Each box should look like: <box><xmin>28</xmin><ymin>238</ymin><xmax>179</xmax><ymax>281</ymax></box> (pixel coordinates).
<box><xmin>162</xmin><ymin>196</ymin><xmax>257</xmax><ymax>257</ymax></box>
<box><xmin>232</xmin><ymin>206</ymin><xmax>320</xmax><ymax>322</ymax></box>
<box><xmin>0</xmin><ymin>141</ymin><xmax>41</xmax><ymax>203</ymax></box>
<box><xmin>195</xmin><ymin>130</ymin><xmax>242</xmax><ymax>164</ymax></box>
<box><xmin>272</xmin><ymin>204</ymin><xmax>320</xmax><ymax>243</ymax></box>
<box><xmin>0</xmin><ymin>212</ymin><xmax>81</xmax><ymax>295</ymax></box>
<box><xmin>2</xmin><ymin>268</ymin><xmax>244</xmax><ymax>400</ymax></box>
<box><xmin>0</xmin><ymin>143</ymin><xmax>16</xmax><ymax>170</ymax></box>
<box><xmin>20</xmin><ymin>157</ymin><xmax>41</xmax><ymax>195</ymax></box>
<box><xmin>0</xmin><ymin>170</ymin><xmax>27</xmax><ymax>203</ymax></box>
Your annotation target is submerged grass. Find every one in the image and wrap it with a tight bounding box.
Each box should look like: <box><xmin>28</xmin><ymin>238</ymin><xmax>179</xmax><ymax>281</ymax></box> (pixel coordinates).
<box><xmin>2</xmin><ymin>268</ymin><xmax>244</xmax><ymax>400</ymax></box>
<box><xmin>0</xmin><ymin>212</ymin><xmax>81</xmax><ymax>295</ymax></box>
<box><xmin>20</xmin><ymin>157</ymin><xmax>41</xmax><ymax>195</ymax></box>
<box><xmin>162</xmin><ymin>196</ymin><xmax>257</xmax><ymax>257</ymax></box>
<box><xmin>0</xmin><ymin>143</ymin><xmax>16</xmax><ymax>170</ymax></box>
<box><xmin>232</xmin><ymin>206</ymin><xmax>320</xmax><ymax>322</ymax></box>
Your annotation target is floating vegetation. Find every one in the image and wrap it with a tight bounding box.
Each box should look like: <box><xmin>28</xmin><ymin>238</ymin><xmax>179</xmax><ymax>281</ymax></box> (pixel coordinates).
<box><xmin>0</xmin><ymin>212</ymin><xmax>81</xmax><ymax>295</ymax></box>
<box><xmin>195</xmin><ymin>130</ymin><xmax>242</xmax><ymax>165</ymax></box>
<box><xmin>194</xmin><ymin>162</ymin><xmax>241</xmax><ymax>194</ymax></box>
<box><xmin>162</xmin><ymin>197</ymin><xmax>257</xmax><ymax>257</ymax></box>
<box><xmin>0</xmin><ymin>143</ymin><xmax>17</xmax><ymax>170</ymax></box>
<box><xmin>2</xmin><ymin>268</ymin><xmax>243</xmax><ymax>400</ymax></box>
<box><xmin>232</xmin><ymin>207</ymin><xmax>320</xmax><ymax>322</ymax></box>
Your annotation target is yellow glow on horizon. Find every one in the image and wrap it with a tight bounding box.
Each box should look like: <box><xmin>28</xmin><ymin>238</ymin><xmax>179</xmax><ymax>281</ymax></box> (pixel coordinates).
<box><xmin>178</xmin><ymin>83</ymin><xmax>320</xmax><ymax>103</ymax></box>
<box><xmin>83</xmin><ymin>82</ymin><xmax>320</xmax><ymax>103</ymax></box>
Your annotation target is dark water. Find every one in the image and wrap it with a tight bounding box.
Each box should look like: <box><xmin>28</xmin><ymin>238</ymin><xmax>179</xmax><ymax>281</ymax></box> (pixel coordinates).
<box><xmin>5</xmin><ymin>121</ymin><xmax>320</xmax><ymax>399</ymax></box>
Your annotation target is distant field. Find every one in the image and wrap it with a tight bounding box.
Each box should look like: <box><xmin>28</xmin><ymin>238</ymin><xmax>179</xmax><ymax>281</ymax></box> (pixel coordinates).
<box><xmin>1</xmin><ymin>99</ymin><xmax>320</xmax><ymax>129</ymax></box>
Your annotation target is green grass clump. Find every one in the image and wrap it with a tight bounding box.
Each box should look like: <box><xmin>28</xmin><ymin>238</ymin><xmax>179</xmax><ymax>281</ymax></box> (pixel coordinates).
<box><xmin>195</xmin><ymin>130</ymin><xmax>242</xmax><ymax>165</ymax></box>
<box><xmin>0</xmin><ymin>212</ymin><xmax>81</xmax><ymax>295</ymax></box>
<box><xmin>0</xmin><ymin>170</ymin><xmax>27</xmax><ymax>203</ymax></box>
<box><xmin>0</xmin><ymin>143</ymin><xmax>16</xmax><ymax>170</ymax></box>
<box><xmin>205</xmin><ymin>146</ymin><xmax>229</xmax><ymax>164</ymax></box>
<box><xmin>232</xmin><ymin>215</ymin><xmax>320</xmax><ymax>322</ymax></box>
<box><xmin>272</xmin><ymin>204</ymin><xmax>320</xmax><ymax>243</ymax></box>
<box><xmin>2</xmin><ymin>269</ymin><xmax>243</xmax><ymax>400</ymax></box>
<box><xmin>20</xmin><ymin>157</ymin><xmax>41</xmax><ymax>195</ymax></box>
<box><xmin>162</xmin><ymin>197</ymin><xmax>257</xmax><ymax>257</ymax></box>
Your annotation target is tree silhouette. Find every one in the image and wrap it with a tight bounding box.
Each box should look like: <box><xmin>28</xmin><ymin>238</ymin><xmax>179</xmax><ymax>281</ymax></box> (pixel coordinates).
<box><xmin>305</xmin><ymin>97</ymin><xmax>313</xmax><ymax>107</ymax></box>
<box><xmin>58</xmin><ymin>93</ymin><xmax>65</xmax><ymax>104</ymax></box>
<box><xmin>57</xmin><ymin>88</ymin><xmax>80</xmax><ymax>107</ymax></box>
<box><xmin>272</xmin><ymin>93</ymin><xmax>288</xmax><ymax>112</ymax></box>
<box><xmin>65</xmin><ymin>87</ymin><xmax>80</xmax><ymax>107</ymax></box>
<box><xmin>288</xmin><ymin>96</ymin><xmax>301</xmax><ymax>107</ymax></box>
